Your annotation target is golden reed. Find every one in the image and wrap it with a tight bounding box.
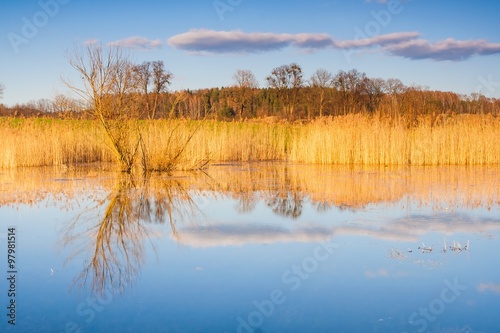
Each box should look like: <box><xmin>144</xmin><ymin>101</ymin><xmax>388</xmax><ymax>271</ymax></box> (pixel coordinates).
<box><xmin>1</xmin><ymin>114</ymin><xmax>499</xmax><ymax>169</ymax></box>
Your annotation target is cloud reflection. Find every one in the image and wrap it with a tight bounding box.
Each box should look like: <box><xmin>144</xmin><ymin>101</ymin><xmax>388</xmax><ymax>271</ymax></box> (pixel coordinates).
<box><xmin>175</xmin><ymin>212</ymin><xmax>500</xmax><ymax>248</ymax></box>
<box><xmin>477</xmin><ymin>283</ymin><xmax>500</xmax><ymax>295</ymax></box>
<box><xmin>178</xmin><ymin>224</ymin><xmax>332</xmax><ymax>248</ymax></box>
<box><xmin>365</xmin><ymin>269</ymin><xmax>389</xmax><ymax>278</ymax></box>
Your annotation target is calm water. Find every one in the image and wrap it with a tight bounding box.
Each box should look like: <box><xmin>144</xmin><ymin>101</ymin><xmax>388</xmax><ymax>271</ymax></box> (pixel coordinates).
<box><xmin>1</xmin><ymin>164</ymin><xmax>499</xmax><ymax>333</ymax></box>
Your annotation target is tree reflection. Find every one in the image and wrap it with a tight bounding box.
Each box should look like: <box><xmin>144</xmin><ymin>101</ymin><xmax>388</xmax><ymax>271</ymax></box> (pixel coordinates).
<box><xmin>266</xmin><ymin>191</ymin><xmax>304</xmax><ymax>219</ymax></box>
<box><xmin>61</xmin><ymin>173</ymin><xmax>207</xmax><ymax>296</ymax></box>
<box><xmin>264</xmin><ymin>167</ymin><xmax>305</xmax><ymax>219</ymax></box>
<box><xmin>312</xmin><ymin>201</ymin><xmax>333</xmax><ymax>213</ymax></box>
<box><xmin>235</xmin><ymin>191</ymin><xmax>258</xmax><ymax>213</ymax></box>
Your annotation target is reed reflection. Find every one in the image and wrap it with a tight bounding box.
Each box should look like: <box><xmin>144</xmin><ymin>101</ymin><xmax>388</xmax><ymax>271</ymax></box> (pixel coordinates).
<box><xmin>2</xmin><ymin>164</ymin><xmax>499</xmax><ymax>213</ymax></box>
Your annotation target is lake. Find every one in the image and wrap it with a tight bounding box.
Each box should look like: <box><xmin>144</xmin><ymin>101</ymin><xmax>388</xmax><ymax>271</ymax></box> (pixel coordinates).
<box><xmin>1</xmin><ymin>163</ymin><xmax>499</xmax><ymax>333</ymax></box>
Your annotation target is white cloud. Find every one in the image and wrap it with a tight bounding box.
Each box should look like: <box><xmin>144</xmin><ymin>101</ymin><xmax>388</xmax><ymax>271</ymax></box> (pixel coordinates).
<box><xmin>168</xmin><ymin>29</ymin><xmax>333</xmax><ymax>54</ymax></box>
<box><xmin>334</xmin><ymin>31</ymin><xmax>419</xmax><ymax>49</ymax></box>
<box><xmin>108</xmin><ymin>36</ymin><xmax>163</xmax><ymax>50</ymax></box>
<box><xmin>168</xmin><ymin>29</ymin><xmax>500</xmax><ymax>61</ymax></box>
<box><xmin>386</xmin><ymin>38</ymin><xmax>500</xmax><ymax>61</ymax></box>
<box><xmin>83</xmin><ymin>38</ymin><xmax>99</xmax><ymax>45</ymax></box>
<box><xmin>168</xmin><ymin>29</ymin><xmax>417</xmax><ymax>54</ymax></box>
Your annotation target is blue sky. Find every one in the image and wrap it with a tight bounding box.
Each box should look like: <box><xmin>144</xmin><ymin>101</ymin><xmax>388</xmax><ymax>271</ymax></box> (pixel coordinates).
<box><xmin>1</xmin><ymin>0</ymin><xmax>500</xmax><ymax>106</ymax></box>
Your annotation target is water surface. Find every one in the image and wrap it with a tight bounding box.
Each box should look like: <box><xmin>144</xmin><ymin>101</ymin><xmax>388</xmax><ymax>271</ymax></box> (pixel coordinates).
<box><xmin>1</xmin><ymin>164</ymin><xmax>499</xmax><ymax>333</ymax></box>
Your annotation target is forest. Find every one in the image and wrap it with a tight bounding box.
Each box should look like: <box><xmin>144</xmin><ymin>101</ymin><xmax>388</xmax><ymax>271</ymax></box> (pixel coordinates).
<box><xmin>1</xmin><ymin>62</ymin><xmax>499</xmax><ymax>126</ymax></box>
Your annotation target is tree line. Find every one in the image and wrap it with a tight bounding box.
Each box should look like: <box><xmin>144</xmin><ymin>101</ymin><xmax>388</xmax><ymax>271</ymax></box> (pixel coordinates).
<box><xmin>1</xmin><ymin>48</ymin><xmax>499</xmax><ymax>125</ymax></box>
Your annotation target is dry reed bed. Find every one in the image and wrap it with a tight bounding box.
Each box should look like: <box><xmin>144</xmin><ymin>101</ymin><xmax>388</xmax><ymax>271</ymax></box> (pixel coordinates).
<box><xmin>0</xmin><ymin>118</ymin><xmax>111</xmax><ymax>168</ymax></box>
<box><xmin>0</xmin><ymin>114</ymin><xmax>499</xmax><ymax>169</ymax></box>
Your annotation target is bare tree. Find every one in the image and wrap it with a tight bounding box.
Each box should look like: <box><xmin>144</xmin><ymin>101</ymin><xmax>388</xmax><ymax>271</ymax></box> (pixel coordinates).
<box><xmin>385</xmin><ymin>78</ymin><xmax>406</xmax><ymax>95</ymax></box>
<box><xmin>63</xmin><ymin>44</ymin><xmax>136</xmax><ymax>119</ymax></box>
<box><xmin>150</xmin><ymin>61</ymin><xmax>172</xmax><ymax>119</ymax></box>
<box><xmin>334</xmin><ymin>69</ymin><xmax>367</xmax><ymax>115</ymax></box>
<box><xmin>133</xmin><ymin>61</ymin><xmax>152</xmax><ymax>115</ymax></box>
<box><xmin>63</xmin><ymin>44</ymin><xmax>141</xmax><ymax>172</ymax></box>
<box><xmin>232</xmin><ymin>69</ymin><xmax>258</xmax><ymax>119</ymax></box>
<box><xmin>133</xmin><ymin>61</ymin><xmax>173</xmax><ymax>119</ymax></box>
<box><xmin>309</xmin><ymin>68</ymin><xmax>334</xmax><ymax>117</ymax></box>
<box><xmin>384</xmin><ymin>78</ymin><xmax>406</xmax><ymax>118</ymax></box>
<box><xmin>52</xmin><ymin>94</ymin><xmax>84</xmax><ymax>116</ymax></box>
<box><xmin>0</xmin><ymin>83</ymin><xmax>4</xmax><ymax>99</ymax></box>
<box><xmin>26</xmin><ymin>98</ymin><xmax>54</xmax><ymax>113</ymax></box>
<box><xmin>363</xmin><ymin>77</ymin><xmax>385</xmax><ymax>113</ymax></box>
<box><xmin>266</xmin><ymin>63</ymin><xmax>303</xmax><ymax>119</ymax></box>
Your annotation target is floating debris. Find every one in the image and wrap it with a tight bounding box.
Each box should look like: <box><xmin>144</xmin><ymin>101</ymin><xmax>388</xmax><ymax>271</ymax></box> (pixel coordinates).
<box><xmin>451</xmin><ymin>240</ymin><xmax>468</xmax><ymax>252</ymax></box>
<box><xmin>445</xmin><ymin>238</ymin><xmax>470</xmax><ymax>253</ymax></box>
<box><xmin>418</xmin><ymin>242</ymin><xmax>432</xmax><ymax>253</ymax></box>
<box><xmin>388</xmin><ymin>248</ymin><xmax>407</xmax><ymax>260</ymax></box>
